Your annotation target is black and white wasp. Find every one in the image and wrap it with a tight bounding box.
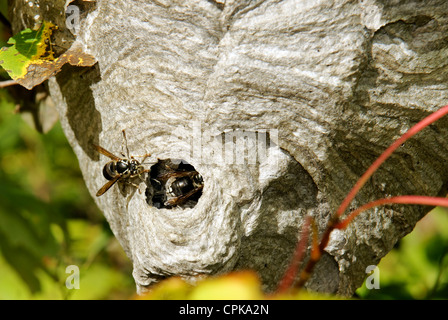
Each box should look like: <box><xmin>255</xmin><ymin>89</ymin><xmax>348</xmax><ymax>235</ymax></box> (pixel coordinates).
<box><xmin>93</xmin><ymin>130</ymin><xmax>151</xmax><ymax>197</ymax></box>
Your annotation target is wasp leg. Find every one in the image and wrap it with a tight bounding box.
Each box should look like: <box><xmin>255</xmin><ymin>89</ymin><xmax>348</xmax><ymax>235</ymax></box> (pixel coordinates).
<box><xmin>130</xmin><ymin>152</ymin><xmax>152</xmax><ymax>164</ymax></box>
<box><xmin>127</xmin><ymin>169</ymin><xmax>151</xmax><ymax>194</ymax></box>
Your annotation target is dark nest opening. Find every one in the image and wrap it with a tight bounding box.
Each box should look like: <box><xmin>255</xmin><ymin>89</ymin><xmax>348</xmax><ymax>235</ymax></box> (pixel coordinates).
<box><xmin>146</xmin><ymin>159</ymin><xmax>203</xmax><ymax>209</ymax></box>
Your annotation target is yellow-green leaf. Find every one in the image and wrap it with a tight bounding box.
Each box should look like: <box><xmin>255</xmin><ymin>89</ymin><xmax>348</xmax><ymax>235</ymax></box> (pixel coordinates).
<box><xmin>0</xmin><ymin>21</ymin><xmax>96</xmax><ymax>90</ymax></box>
<box><xmin>0</xmin><ymin>21</ymin><xmax>56</xmax><ymax>82</ymax></box>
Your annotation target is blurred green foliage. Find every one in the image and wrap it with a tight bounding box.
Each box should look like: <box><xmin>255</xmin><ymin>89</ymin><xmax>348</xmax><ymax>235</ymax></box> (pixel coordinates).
<box><xmin>356</xmin><ymin>207</ymin><xmax>448</xmax><ymax>299</ymax></box>
<box><xmin>0</xmin><ymin>1</ymin><xmax>133</xmax><ymax>300</ymax></box>
<box><xmin>0</xmin><ymin>90</ymin><xmax>136</xmax><ymax>299</ymax></box>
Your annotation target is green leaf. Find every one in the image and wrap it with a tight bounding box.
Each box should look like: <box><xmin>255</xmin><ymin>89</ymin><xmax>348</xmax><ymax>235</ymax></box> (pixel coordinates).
<box><xmin>0</xmin><ymin>21</ymin><xmax>56</xmax><ymax>82</ymax></box>
<box><xmin>0</xmin><ymin>21</ymin><xmax>96</xmax><ymax>89</ymax></box>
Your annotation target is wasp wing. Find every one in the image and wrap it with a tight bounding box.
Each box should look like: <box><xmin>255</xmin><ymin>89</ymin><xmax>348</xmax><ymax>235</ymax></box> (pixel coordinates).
<box><xmin>156</xmin><ymin>170</ymin><xmax>198</xmax><ymax>182</ymax></box>
<box><xmin>96</xmin><ymin>175</ymin><xmax>121</xmax><ymax>197</ymax></box>
<box><xmin>93</xmin><ymin>144</ymin><xmax>122</xmax><ymax>161</ymax></box>
<box><xmin>164</xmin><ymin>185</ymin><xmax>203</xmax><ymax>207</ymax></box>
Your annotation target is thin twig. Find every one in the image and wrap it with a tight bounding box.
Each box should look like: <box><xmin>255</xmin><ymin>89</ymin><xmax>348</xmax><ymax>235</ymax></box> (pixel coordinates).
<box><xmin>335</xmin><ymin>196</ymin><xmax>448</xmax><ymax>230</ymax></box>
<box><xmin>335</xmin><ymin>104</ymin><xmax>448</xmax><ymax>218</ymax></box>
<box><xmin>0</xmin><ymin>79</ymin><xmax>18</xmax><ymax>88</ymax></box>
<box><xmin>276</xmin><ymin>216</ymin><xmax>312</xmax><ymax>292</ymax></box>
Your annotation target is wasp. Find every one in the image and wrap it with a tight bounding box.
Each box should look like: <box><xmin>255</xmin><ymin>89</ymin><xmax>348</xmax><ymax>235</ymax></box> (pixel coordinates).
<box><xmin>148</xmin><ymin>159</ymin><xmax>203</xmax><ymax>208</ymax></box>
<box><xmin>93</xmin><ymin>130</ymin><xmax>151</xmax><ymax>197</ymax></box>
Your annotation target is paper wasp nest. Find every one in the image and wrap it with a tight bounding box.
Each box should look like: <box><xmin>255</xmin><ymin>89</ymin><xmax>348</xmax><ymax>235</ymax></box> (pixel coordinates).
<box><xmin>45</xmin><ymin>0</ymin><xmax>448</xmax><ymax>295</ymax></box>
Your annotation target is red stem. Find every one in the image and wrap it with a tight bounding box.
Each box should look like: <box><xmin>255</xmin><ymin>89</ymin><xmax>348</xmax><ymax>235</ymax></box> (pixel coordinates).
<box><xmin>276</xmin><ymin>104</ymin><xmax>448</xmax><ymax>293</ymax></box>
<box><xmin>0</xmin><ymin>80</ymin><xmax>17</xmax><ymax>88</ymax></box>
<box><xmin>335</xmin><ymin>196</ymin><xmax>448</xmax><ymax>230</ymax></box>
<box><xmin>276</xmin><ymin>216</ymin><xmax>312</xmax><ymax>292</ymax></box>
<box><xmin>335</xmin><ymin>104</ymin><xmax>448</xmax><ymax>218</ymax></box>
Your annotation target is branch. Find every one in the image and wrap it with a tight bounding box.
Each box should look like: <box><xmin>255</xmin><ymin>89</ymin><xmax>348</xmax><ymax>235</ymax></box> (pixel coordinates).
<box><xmin>0</xmin><ymin>80</ymin><xmax>18</xmax><ymax>88</ymax></box>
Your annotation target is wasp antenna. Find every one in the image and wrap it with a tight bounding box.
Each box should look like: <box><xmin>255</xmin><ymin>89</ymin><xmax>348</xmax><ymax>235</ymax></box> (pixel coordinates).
<box><xmin>122</xmin><ymin>129</ymin><xmax>131</xmax><ymax>159</ymax></box>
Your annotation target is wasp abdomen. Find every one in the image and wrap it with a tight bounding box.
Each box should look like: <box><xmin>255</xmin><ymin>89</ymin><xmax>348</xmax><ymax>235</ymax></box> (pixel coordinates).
<box><xmin>102</xmin><ymin>162</ymin><xmax>115</xmax><ymax>180</ymax></box>
<box><xmin>167</xmin><ymin>177</ymin><xmax>193</xmax><ymax>196</ymax></box>
<box><xmin>103</xmin><ymin>160</ymin><xmax>133</xmax><ymax>180</ymax></box>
